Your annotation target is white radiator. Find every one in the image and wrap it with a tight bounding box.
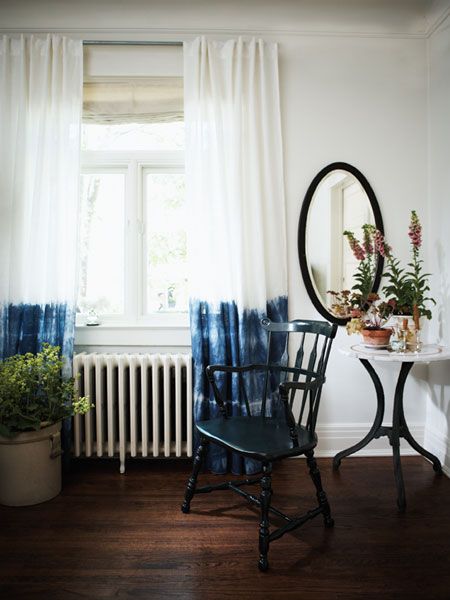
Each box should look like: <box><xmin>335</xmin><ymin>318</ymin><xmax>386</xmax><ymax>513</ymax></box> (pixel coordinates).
<box><xmin>73</xmin><ymin>353</ymin><xmax>193</xmax><ymax>473</ymax></box>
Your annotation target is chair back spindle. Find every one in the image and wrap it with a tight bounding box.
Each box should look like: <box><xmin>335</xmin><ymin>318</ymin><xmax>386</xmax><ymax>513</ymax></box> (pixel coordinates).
<box><xmin>260</xmin><ymin>318</ymin><xmax>337</xmax><ymax>433</ymax></box>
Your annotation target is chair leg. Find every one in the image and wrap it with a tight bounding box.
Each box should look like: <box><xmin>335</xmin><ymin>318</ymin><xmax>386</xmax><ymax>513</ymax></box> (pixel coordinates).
<box><xmin>258</xmin><ymin>463</ymin><xmax>272</xmax><ymax>572</ymax></box>
<box><xmin>306</xmin><ymin>450</ymin><xmax>334</xmax><ymax>528</ymax></box>
<box><xmin>181</xmin><ymin>438</ymin><xmax>208</xmax><ymax>514</ymax></box>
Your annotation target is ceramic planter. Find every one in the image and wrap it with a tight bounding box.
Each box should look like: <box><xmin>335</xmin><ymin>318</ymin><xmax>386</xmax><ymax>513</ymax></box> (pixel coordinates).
<box><xmin>361</xmin><ymin>327</ymin><xmax>392</xmax><ymax>347</ymax></box>
<box><xmin>0</xmin><ymin>421</ymin><xmax>62</xmax><ymax>506</ymax></box>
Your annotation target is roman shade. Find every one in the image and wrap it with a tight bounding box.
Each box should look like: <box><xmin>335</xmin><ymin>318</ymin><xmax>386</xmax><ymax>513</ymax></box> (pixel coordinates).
<box><xmin>83</xmin><ymin>77</ymin><xmax>183</xmax><ymax>123</ymax></box>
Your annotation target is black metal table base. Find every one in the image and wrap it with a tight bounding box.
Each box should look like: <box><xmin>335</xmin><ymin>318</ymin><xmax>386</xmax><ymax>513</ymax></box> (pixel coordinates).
<box><xmin>333</xmin><ymin>359</ymin><xmax>442</xmax><ymax>511</ymax></box>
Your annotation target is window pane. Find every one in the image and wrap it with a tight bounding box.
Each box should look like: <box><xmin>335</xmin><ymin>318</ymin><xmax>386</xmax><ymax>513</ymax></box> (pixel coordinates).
<box><xmin>145</xmin><ymin>173</ymin><xmax>188</xmax><ymax>313</ymax></box>
<box><xmin>77</xmin><ymin>174</ymin><xmax>125</xmax><ymax>315</ymax></box>
<box><xmin>82</xmin><ymin>122</ymin><xmax>185</xmax><ymax>151</ymax></box>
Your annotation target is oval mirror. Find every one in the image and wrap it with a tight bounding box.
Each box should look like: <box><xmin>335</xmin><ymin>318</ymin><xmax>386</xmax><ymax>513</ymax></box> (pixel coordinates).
<box><xmin>298</xmin><ymin>162</ymin><xmax>384</xmax><ymax>325</ymax></box>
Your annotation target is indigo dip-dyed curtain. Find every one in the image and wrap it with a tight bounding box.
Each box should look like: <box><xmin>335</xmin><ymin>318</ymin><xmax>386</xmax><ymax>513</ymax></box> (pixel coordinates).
<box><xmin>0</xmin><ymin>35</ymin><xmax>83</xmax><ymax>366</ymax></box>
<box><xmin>184</xmin><ymin>38</ymin><xmax>288</xmax><ymax>474</ymax></box>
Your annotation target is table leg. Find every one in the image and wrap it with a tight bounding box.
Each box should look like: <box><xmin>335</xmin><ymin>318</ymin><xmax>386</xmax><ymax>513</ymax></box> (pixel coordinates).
<box><xmin>392</xmin><ymin>362</ymin><xmax>414</xmax><ymax>512</ymax></box>
<box><xmin>333</xmin><ymin>359</ymin><xmax>385</xmax><ymax>470</ymax></box>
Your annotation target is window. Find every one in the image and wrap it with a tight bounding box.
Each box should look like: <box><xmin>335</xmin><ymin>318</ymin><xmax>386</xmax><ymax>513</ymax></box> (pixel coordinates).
<box><xmin>77</xmin><ymin>76</ymin><xmax>187</xmax><ymax>327</ymax></box>
<box><xmin>79</xmin><ymin>171</ymin><xmax>126</xmax><ymax>315</ymax></box>
<box><xmin>144</xmin><ymin>171</ymin><xmax>187</xmax><ymax>314</ymax></box>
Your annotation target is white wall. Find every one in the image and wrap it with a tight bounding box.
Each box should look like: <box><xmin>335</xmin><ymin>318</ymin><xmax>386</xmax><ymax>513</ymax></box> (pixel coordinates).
<box><xmin>280</xmin><ymin>33</ymin><xmax>428</xmax><ymax>451</ymax></box>
<box><xmin>425</xmin><ymin>11</ymin><xmax>450</xmax><ymax>473</ymax></box>
<box><xmin>1</xmin><ymin>0</ymin><xmax>444</xmax><ymax>456</ymax></box>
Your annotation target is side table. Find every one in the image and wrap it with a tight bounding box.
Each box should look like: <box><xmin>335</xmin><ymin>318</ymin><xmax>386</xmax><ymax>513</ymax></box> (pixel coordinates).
<box><xmin>334</xmin><ymin>344</ymin><xmax>449</xmax><ymax>511</ymax></box>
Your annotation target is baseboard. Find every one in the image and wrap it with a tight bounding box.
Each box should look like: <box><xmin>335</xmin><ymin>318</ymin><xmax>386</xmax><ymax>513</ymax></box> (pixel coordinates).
<box><xmin>313</xmin><ymin>423</ymin><xmax>425</xmax><ymax>458</ymax></box>
<box><xmin>424</xmin><ymin>427</ymin><xmax>450</xmax><ymax>478</ymax></box>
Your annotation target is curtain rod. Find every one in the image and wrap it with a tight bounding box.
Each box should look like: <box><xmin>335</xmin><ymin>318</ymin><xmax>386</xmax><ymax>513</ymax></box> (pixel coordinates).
<box><xmin>83</xmin><ymin>40</ymin><xmax>183</xmax><ymax>47</ymax></box>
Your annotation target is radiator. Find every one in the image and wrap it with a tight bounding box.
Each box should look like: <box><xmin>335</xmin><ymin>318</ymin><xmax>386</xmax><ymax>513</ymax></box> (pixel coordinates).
<box><xmin>73</xmin><ymin>353</ymin><xmax>193</xmax><ymax>473</ymax></box>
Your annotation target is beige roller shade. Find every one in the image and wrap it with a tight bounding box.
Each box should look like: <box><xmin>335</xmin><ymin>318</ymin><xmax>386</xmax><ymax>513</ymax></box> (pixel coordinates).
<box><xmin>83</xmin><ymin>77</ymin><xmax>183</xmax><ymax>124</ymax></box>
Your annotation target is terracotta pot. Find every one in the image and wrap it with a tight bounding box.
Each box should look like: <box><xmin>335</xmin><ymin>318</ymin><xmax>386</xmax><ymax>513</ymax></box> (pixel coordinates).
<box><xmin>361</xmin><ymin>328</ymin><xmax>392</xmax><ymax>347</ymax></box>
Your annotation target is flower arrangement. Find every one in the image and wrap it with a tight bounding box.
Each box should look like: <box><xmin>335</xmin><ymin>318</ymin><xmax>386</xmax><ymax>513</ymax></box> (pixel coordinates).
<box><xmin>382</xmin><ymin>210</ymin><xmax>435</xmax><ymax>325</ymax></box>
<box><xmin>346</xmin><ymin>293</ymin><xmax>395</xmax><ymax>335</ymax></box>
<box><xmin>329</xmin><ymin>211</ymin><xmax>434</xmax><ymax>339</ymax></box>
<box><xmin>328</xmin><ymin>224</ymin><xmax>380</xmax><ymax>321</ymax></box>
<box><xmin>0</xmin><ymin>344</ymin><xmax>91</xmax><ymax>437</ymax></box>
<box><xmin>344</xmin><ymin>224</ymin><xmax>378</xmax><ymax>301</ymax></box>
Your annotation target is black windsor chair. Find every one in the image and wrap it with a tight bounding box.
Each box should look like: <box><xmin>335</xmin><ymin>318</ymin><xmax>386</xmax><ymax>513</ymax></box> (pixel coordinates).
<box><xmin>181</xmin><ymin>317</ymin><xmax>338</xmax><ymax>571</ymax></box>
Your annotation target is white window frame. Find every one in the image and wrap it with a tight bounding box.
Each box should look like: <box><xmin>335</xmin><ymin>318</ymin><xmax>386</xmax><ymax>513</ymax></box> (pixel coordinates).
<box><xmin>76</xmin><ymin>148</ymin><xmax>189</xmax><ymax>334</ymax></box>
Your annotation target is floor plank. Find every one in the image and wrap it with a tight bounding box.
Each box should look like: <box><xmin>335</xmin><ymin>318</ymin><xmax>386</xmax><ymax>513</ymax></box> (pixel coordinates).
<box><xmin>0</xmin><ymin>457</ymin><xmax>449</xmax><ymax>599</ymax></box>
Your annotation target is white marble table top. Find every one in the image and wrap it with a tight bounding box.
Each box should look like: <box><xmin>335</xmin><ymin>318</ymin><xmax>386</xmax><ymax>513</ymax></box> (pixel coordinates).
<box><xmin>339</xmin><ymin>344</ymin><xmax>450</xmax><ymax>363</ymax></box>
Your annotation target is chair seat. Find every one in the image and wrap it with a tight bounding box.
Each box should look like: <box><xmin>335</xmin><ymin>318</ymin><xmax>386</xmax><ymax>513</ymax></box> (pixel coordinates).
<box><xmin>196</xmin><ymin>416</ymin><xmax>317</xmax><ymax>461</ymax></box>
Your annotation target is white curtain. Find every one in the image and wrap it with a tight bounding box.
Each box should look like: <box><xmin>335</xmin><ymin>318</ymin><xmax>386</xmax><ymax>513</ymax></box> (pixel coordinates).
<box><xmin>0</xmin><ymin>35</ymin><xmax>83</xmax><ymax>360</ymax></box>
<box><xmin>184</xmin><ymin>37</ymin><xmax>288</xmax><ymax>474</ymax></box>
<box><xmin>185</xmin><ymin>37</ymin><xmax>287</xmax><ymax>309</ymax></box>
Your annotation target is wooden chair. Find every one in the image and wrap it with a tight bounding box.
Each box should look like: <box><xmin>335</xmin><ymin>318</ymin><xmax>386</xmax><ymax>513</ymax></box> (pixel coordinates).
<box><xmin>181</xmin><ymin>317</ymin><xmax>338</xmax><ymax>571</ymax></box>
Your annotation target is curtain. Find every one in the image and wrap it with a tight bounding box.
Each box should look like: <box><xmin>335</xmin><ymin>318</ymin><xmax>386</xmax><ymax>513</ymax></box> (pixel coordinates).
<box><xmin>0</xmin><ymin>34</ymin><xmax>83</xmax><ymax>369</ymax></box>
<box><xmin>184</xmin><ymin>37</ymin><xmax>288</xmax><ymax>474</ymax></box>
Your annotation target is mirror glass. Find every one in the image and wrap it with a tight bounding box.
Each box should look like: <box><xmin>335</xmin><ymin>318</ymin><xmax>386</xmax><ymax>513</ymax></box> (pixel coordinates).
<box><xmin>298</xmin><ymin>163</ymin><xmax>384</xmax><ymax>325</ymax></box>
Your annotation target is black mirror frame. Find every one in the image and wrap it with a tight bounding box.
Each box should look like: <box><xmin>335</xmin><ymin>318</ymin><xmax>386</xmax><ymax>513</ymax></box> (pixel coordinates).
<box><xmin>298</xmin><ymin>162</ymin><xmax>384</xmax><ymax>326</ymax></box>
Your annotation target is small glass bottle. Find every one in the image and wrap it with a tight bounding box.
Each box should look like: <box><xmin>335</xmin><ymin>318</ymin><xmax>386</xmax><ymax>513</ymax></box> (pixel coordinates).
<box><xmin>392</xmin><ymin>327</ymin><xmax>407</xmax><ymax>353</ymax></box>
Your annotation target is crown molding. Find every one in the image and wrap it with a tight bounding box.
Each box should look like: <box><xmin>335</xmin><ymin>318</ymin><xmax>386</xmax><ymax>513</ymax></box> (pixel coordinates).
<box><xmin>0</xmin><ymin>26</ymin><xmax>429</xmax><ymax>41</ymax></box>
<box><xmin>425</xmin><ymin>5</ymin><xmax>450</xmax><ymax>37</ymax></box>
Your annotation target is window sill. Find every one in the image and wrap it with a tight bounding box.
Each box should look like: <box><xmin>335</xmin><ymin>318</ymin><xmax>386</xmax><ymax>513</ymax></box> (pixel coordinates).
<box><xmin>74</xmin><ymin>323</ymin><xmax>191</xmax><ymax>349</ymax></box>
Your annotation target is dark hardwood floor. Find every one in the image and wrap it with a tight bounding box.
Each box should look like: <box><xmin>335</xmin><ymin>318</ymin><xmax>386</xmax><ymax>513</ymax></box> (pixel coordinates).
<box><xmin>0</xmin><ymin>456</ymin><xmax>449</xmax><ymax>599</ymax></box>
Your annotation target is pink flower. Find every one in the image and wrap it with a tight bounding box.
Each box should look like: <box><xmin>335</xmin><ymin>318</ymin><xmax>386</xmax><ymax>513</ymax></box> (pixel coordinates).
<box><xmin>362</xmin><ymin>224</ymin><xmax>376</xmax><ymax>255</ymax></box>
<box><xmin>408</xmin><ymin>210</ymin><xmax>422</xmax><ymax>249</ymax></box>
<box><xmin>344</xmin><ymin>231</ymin><xmax>366</xmax><ymax>261</ymax></box>
<box><xmin>352</xmin><ymin>243</ymin><xmax>366</xmax><ymax>261</ymax></box>
<box><xmin>374</xmin><ymin>230</ymin><xmax>391</xmax><ymax>257</ymax></box>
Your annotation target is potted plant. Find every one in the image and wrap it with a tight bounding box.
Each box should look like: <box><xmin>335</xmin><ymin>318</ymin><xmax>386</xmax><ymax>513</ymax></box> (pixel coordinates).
<box><xmin>330</xmin><ymin>212</ymin><xmax>435</xmax><ymax>350</ymax></box>
<box><xmin>328</xmin><ymin>223</ymin><xmax>393</xmax><ymax>346</ymax></box>
<box><xmin>381</xmin><ymin>211</ymin><xmax>435</xmax><ymax>347</ymax></box>
<box><xmin>346</xmin><ymin>293</ymin><xmax>395</xmax><ymax>346</ymax></box>
<box><xmin>328</xmin><ymin>225</ymin><xmax>394</xmax><ymax>346</ymax></box>
<box><xmin>0</xmin><ymin>344</ymin><xmax>90</xmax><ymax>506</ymax></box>
<box><xmin>328</xmin><ymin>224</ymin><xmax>378</xmax><ymax>317</ymax></box>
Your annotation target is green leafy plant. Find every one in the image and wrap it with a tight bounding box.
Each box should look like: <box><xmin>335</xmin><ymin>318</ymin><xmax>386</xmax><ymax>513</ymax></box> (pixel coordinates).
<box><xmin>406</xmin><ymin>210</ymin><xmax>435</xmax><ymax>320</ymax></box>
<box><xmin>0</xmin><ymin>344</ymin><xmax>91</xmax><ymax>437</ymax></box>
<box><xmin>343</xmin><ymin>224</ymin><xmax>378</xmax><ymax>303</ymax></box>
<box><xmin>327</xmin><ymin>289</ymin><xmax>356</xmax><ymax>318</ymax></box>
<box><xmin>345</xmin><ymin>293</ymin><xmax>395</xmax><ymax>335</ymax></box>
<box><xmin>328</xmin><ymin>225</ymin><xmax>379</xmax><ymax>319</ymax></box>
<box><xmin>331</xmin><ymin>212</ymin><xmax>435</xmax><ymax>337</ymax></box>
<box><xmin>381</xmin><ymin>254</ymin><xmax>413</xmax><ymax>315</ymax></box>
<box><xmin>381</xmin><ymin>211</ymin><xmax>435</xmax><ymax>320</ymax></box>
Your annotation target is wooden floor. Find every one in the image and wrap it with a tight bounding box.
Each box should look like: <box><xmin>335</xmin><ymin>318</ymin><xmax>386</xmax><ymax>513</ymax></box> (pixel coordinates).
<box><xmin>0</xmin><ymin>457</ymin><xmax>449</xmax><ymax>599</ymax></box>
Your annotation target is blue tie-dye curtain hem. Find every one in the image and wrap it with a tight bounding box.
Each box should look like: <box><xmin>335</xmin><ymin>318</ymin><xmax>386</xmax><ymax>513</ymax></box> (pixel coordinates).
<box><xmin>0</xmin><ymin>302</ymin><xmax>75</xmax><ymax>364</ymax></box>
<box><xmin>190</xmin><ymin>295</ymin><xmax>288</xmax><ymax>475</ymax></box>
<box><xmin>0</xmin><ymin>302</ymin><xmax>76</xmax><ymax>469</ymax></box>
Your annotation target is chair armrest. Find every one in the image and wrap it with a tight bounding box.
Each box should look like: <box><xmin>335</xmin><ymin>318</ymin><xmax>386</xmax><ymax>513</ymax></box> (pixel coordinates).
<box><xmin>206</xmin><ymin>364</ymin><xmax>270</xmax><ymax>378</ymax></box>
<box><xmin>205</xmin><ymin>364</ymin><xmax>270</xmax><ymax>416</ymax></box>
<box><xmin>206</xmin><ymin>363</ymin><xmax>313</xmax><ymax>380</ymax></box>
<box><xmin>279</xmin><ymin>377</ymin><xmax>325</xmax><ymax>394</ymax></box>
<box><xmin>205</xmin><ymin>364</ymin><xmax>324</xmax><ymax>419</ymax></box>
